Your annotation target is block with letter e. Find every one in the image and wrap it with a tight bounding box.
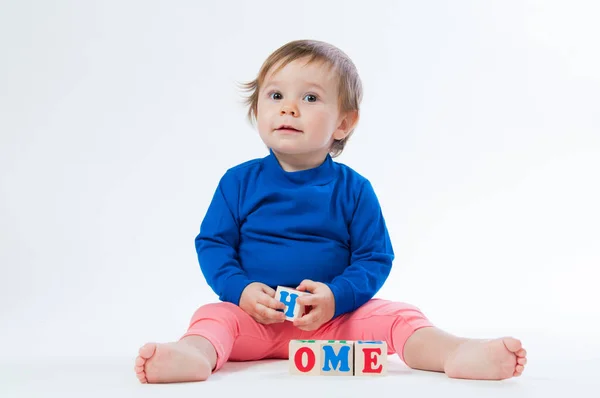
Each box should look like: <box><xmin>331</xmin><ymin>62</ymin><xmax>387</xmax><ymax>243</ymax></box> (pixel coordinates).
<box><xmin>275</xmin><ymin>285</ymin><xmax>310</xmax><ymax>321</ymax></box>
<box><xmin>354</xmin><ymin>340</ymin><xmax>387</xmax><ymax>376</ymax></box>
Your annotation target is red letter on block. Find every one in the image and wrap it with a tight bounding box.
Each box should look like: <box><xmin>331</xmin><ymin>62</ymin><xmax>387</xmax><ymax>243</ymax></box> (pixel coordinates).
<box><xmin>362</xmin><ymin>348</ymin><xmax>383</xmax><ymax>373</ymax></box>
<box><xmin>294</xmin><ymin>346</ymin><xmax>316</xmax><ymax>373</ymax></box>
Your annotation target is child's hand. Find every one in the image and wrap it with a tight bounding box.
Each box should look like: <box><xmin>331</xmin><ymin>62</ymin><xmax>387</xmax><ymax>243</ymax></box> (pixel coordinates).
<box><xmin>239</xmin><ymin>282</ymin><xmax>287</xmax><ymax>324</ymax></box>
<box><xmin>293</xmin><ymin>280</ymin><xmax>335</xmax><ymax>331</ymax></box>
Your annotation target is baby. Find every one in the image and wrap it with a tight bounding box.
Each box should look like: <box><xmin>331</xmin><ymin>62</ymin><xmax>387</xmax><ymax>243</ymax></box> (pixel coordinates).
<box><xmin>134</xmin><ymin>39</ymin><xmax>527</xmax><ymax>383</ymax></box>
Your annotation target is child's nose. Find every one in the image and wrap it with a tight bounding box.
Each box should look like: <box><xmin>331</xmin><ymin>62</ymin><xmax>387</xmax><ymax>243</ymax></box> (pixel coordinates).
<box><xmin>280</xmin><ymin>104</ymin><xmax>298</xmax><ymax>116</ymax></box>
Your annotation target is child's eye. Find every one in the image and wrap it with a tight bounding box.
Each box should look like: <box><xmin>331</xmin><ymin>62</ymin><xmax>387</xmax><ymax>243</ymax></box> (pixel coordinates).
<box><xmin>270</xmin><ymin>92</ymin><xmax>283</xmax><ymax>100</ymax></box>
<box><xmin>304</xmin><ymin>94</ymin><xmax>318</xmax><ymax>103</ymax></box>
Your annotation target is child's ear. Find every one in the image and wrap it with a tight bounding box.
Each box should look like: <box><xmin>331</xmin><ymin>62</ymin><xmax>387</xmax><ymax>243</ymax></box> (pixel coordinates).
<box><xmin>333</xmin><ymin>110</ymin><xmax>359</xmax><ymax>140</ymax></box>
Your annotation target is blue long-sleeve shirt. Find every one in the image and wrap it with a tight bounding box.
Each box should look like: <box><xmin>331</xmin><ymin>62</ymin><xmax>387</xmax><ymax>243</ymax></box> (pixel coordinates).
<box><xmin>195</xmin><ymin>149</ymin><xmax>394</xmax><ymax>318</ymax></box>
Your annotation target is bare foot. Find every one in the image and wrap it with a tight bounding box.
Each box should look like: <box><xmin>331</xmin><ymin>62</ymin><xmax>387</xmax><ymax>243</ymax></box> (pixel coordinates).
<box><xmin>134</xmin><ymin>341</ymin><xmax>212</xmax><ymax>383</ymax></box>
<box><xmin>443</xmin><ymin>337</ymin><xmax>527</xmax><ymax>380</ymax></box>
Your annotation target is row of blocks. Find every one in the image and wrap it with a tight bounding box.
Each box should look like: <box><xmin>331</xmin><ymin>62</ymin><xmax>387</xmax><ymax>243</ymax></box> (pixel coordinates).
<box><xmin>289</xmin><ymin>339</ymin><xmax>388</xmax><ymax>376</ymax></box>
<box><xmin>275</xmin><ymin>286</ymin><xmax>388</xmax><ymax>376</ymax></box>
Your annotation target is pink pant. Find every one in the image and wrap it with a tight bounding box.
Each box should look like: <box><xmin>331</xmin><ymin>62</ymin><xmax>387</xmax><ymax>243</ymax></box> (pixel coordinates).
<box><xmin>180</xmin><ymin>298</ymin><xmax>434</xmax><ymax>371</ymax></box>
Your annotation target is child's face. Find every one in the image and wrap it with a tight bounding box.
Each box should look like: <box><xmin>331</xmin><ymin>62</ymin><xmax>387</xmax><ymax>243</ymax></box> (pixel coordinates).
<box><xmin>256</xmin><ymin>58</ymin><xmax>350</xmax><ymax>160</ymax></box>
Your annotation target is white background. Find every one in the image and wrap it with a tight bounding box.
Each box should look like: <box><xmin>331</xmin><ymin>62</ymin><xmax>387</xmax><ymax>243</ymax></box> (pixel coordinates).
<box><xmin>1</xmin><ymin>0</ymin><xmax>599</xmax><ymax>366</ymax></box>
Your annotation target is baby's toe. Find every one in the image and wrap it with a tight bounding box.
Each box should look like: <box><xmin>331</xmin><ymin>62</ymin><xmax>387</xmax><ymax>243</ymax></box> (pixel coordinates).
<box><xmin>516</xmin><ymin>348</ymin><xmax>527</xmax><ymax>357</ymax></box>
<box><xmin>517</xmin><ymin>357</ymin><xmax>527</xmax><ymax>366</ymax></box>
<box><xmin>503</xmin><ymin>337</ymin><xmax>522</xmax><ymax>353</ymax></box>
<box><xmin>136</xmin><ymin>369</ymin><xmax>147</xmax><ymax>382</ymax></box>
<box><xmin>134</xmin><ymin>351</ymin><xmax>149</xmax><ymax>383</ymax></box>
<box><xmin>139</xmin><ymin>343</ymin><xmax>157</xmax><ymax>360</ymax></box>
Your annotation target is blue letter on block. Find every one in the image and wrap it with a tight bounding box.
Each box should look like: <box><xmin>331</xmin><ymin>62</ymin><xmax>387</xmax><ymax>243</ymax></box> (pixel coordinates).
<box><xmin>278</xmin><ymin>291</ymin><xmax>298</xmax><ymax>318</ymax></box>
<box><xmin>322</xmin><ymin>345</ymin><xmax>351</xmax><ymax>372</ymax></box>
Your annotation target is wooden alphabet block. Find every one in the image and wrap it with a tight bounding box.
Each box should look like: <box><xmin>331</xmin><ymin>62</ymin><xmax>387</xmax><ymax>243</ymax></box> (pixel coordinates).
<box><xmin>289</xmin><ymin>340</ymin><xmax>321</xmax><ymax>375</ymax></box>
<box><xmin>319</xmin><ymin>340</ymin><xmax>354</xmax><ymax>376</ymax></box>
<box><xmin>289</xmin><ymin>339</ymin><xmax>388</xmax><ymax>376</ymax></box>
<box><xmin>275</xmin><ymin>286</ymin><xmax>310</xmax><ymax>321</ymax></box>
<box><xmin>354</xmin><ymin>340</ymin><xmax>387</xmax><ymax>376</ymax></box>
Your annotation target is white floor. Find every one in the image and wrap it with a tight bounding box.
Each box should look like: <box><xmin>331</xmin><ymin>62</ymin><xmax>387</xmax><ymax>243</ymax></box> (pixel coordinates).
<box><xmin>2</xmin><ymin>340</ymin><xmax>599</xmax><ymax>398</ymax></box>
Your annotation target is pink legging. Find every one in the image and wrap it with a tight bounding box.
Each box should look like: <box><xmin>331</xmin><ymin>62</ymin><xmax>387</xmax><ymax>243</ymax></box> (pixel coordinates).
<box><xmin>180</xmin><ymin>298</ymin><xmax>434</xmax><ymax>371</ymax></box>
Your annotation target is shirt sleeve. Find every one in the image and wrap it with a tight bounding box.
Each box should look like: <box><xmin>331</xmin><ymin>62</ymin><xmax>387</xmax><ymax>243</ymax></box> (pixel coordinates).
<box><xmin>195</xmin><ymin>171</ymin><xmax>254</xmax><ymax>305</ymax></box>
<box><xmin>326</xmin><ymin>179</ymin><xmax>394</xmax><ymax>318</ymax></box>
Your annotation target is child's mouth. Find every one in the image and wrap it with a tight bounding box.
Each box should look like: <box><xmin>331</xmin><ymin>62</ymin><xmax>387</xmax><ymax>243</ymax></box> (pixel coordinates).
<box><xmin>276</xmin><ymin>125</ymin><xmax>302</xmax><ymax>133</ymax></box>
<box><xmin>277</xmin><ymin>128</ymin><xmax>302</xmax><ymax>133</ymax></box>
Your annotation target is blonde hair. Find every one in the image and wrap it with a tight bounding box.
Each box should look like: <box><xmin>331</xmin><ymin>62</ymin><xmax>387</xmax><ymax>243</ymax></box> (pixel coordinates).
<box><xmin>240</xmin><ymin>40</ymin><xmax>363</xmax><ymax>158</ymax></box>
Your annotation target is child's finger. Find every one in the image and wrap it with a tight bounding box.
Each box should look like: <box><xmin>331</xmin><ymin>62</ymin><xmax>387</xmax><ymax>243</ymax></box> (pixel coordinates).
<box><xmin>256</xmin><ymin>302</ymin><xmax>285</xmax><ymax>322</ymax></box>
<box><xmin>260</xmin><ymin>293</ymin><xmax>286</xmax><ymax>310</ymax></box>
<box><xmin>274</xmin><ymin>299</ymin><xmax>287</xmax><ymax>310</ymax></box>
<box><xmin>261</xmin><ymin>284</ymin><xmax>276</xmax><ymax>297</ymax></box>
<box><xmin>296</xmin><ymin>279</ymin><xmax>318</xmax><ymax>293</ymax></box>
<box><xmin>297</xmin><ymin>294</ymin><xmax>319</xmax><ymax>307</ymax></box>
<box><xmin>293</xmin><ymin>309</ymin><xmax>319</xmax><ymax>328</ymax></box>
